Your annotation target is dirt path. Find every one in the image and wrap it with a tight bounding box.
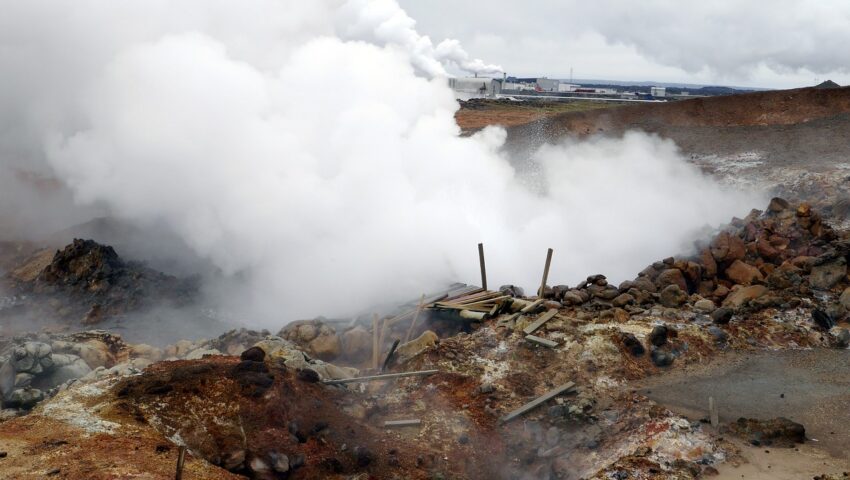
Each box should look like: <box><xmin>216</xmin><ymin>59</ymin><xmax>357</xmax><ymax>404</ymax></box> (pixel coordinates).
<box><xmin>634</xmin><ymin>349</ymin><xmax>850</xmax><ymax>476</ymax></box>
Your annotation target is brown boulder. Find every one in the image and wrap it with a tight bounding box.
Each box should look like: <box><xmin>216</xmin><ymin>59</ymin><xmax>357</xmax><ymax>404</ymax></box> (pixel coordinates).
<box><xmin>308</xmin><ymin>333</ymin><xmax>341</xmax><ymax>360</ymax></box>
<box><xmin>725</xmin><ymin>260</ymin><xmax>764</xmax><ymax>285</ymax></box>
<box><xmin>700</xmin><ymin>249</ymin><xmax>717</xmax><ymax>278</ymax></box>
<box><xmin>809</xmin><ymin>258</ymin><xmax>847</xmax><ymax>290</ymax></box>
<box><xmin>341</xmin><ymin>326</ymin><xmax>372</xmax><ymax>358</ymax></box>
<box><xmin>656</xmin><ymin>269</ymin><xmax>688</xmax><ymax>292</ymax></box>
<box><xmin>722</xmin><ymin>285</ymin><xmax>768</xmax><ymax>309</ymax></box>
<box><xmin>660</xmin><ymin>284</ymin><xmax>687</xmax><ymax>307</ymax></box>
<box><xmin>711</xmin><ymin>231</ymin><xmax>746</xmax><ymax>262</ymax></box>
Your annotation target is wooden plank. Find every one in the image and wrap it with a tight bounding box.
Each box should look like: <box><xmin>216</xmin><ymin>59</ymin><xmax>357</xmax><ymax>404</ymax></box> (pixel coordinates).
<box><xmin>478</xmin><ymin>243</ymin><xmax>487</xmax><ymax>290</ymax></box>
<box><xmin>372</xmin><ymin>314</ymin><xmax>380</xmax><ymax>369</ymax></box>
<box><xmin>525</xmin><ymin>334</ymin><xmax>558</xmax><ymax>348</ymax></box>
<box><xmin>322</xmin><ymin>370</ymin><xmax>439</xmax><ymax>385</ymax></box>
<box><xmin>175</xmin><ymin>445</ymin><xmax>186</xmax><ymax>480</ymax></box>
<box><xmin>539</xmin><ymin>248</ymin><xmax>553</xmax><ymax>297</ymax></box>
<box><xmin>443</xmin><ymin>286</ymin><xmax>484</xmax><ymax>302</ymax></box>
<box><xmin>404</xmin><ymin>294</ymin><xmax>426</xmax><ymax>343</ymax></box>
<box><xmin>384</xmin><ymin>419</ymin><xmax>422</xmax><ymax>428</ymax></box>
<box><xmin>520</xmin><ymin>298</ymin><xmax>544</xmax><ymax>314</ymax></box>
<box><xmin>523</xmin><ymin>309</ymin><xmax>559</xmax><ymax>335</ymax></box>
<box><xmin>499</xmin><ymin>382</ymin><xmax>576</xmax><ymax>424</ymax></box>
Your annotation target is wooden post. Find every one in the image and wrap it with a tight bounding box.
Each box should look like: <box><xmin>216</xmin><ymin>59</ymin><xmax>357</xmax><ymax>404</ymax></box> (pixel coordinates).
<box><xmin>478</xmin><ymin>243</ymin><xmax>487</xmax><ymax>290</ymax></box>
<box><xmin>404</xmin><ymin>294</ymin><xmax>426</xmax><ymax>343</ymax></box>
<box><xmin>175</xmin><ymin>446</ymin><xmax>186</xmax><ymax>480</ymax></box>
<box><xmin>539</xmin><ymin>248</ymin><xmax>553</xmax><ymax>298</ymax></box>
<box><xmin>709</xmin><ymin>396</ymin><xmax>719</xmax><ymax>427</ymax></box>
<box><xmin>372</xmin><ymin>314</ymin><xmax>380</xmax><ymax>370</ymax></box>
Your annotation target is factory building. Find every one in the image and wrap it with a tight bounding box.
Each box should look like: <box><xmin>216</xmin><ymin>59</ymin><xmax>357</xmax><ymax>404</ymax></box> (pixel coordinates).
<box><xmin>447</xmin><ymin>77</ymin><xmax>502</xmax><ymax>100</ymax></box>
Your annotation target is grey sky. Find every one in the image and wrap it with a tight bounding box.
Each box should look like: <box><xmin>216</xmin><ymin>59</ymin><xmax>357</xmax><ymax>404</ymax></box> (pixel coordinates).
<box><xmin>397</xmin><ymin>0</ymin><xmax>850</xmax><ymax>89</ymax></box>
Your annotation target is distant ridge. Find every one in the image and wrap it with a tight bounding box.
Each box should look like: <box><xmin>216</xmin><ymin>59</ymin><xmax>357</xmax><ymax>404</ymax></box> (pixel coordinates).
<box><xmin>815</xmin><ymin>79</ymin><xmax>841</xmax><ymax>89</ymax></box>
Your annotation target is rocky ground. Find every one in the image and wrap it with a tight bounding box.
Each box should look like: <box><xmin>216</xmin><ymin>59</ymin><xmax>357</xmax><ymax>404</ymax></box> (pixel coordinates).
<box><xmin>1</xmin><ymin>197</ymin><xmax>849</xmax><ymax>479</ymax></box>
<box><xmin>2</xmin><ymin>88</ymin><xmax>850</xmax><ymax>478</ymax></box>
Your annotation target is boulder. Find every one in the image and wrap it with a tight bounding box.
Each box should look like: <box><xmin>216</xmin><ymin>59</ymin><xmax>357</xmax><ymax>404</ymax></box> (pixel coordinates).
<box><xmin>809</xmin><ymin>258</ymin><xmax>847</xmax><ymax>290</ymax></box>
<box><xmin>659</xmin><ymin>284</ymin><xmax>687</xmax><ymax>307</ymax></box>
<box><xmin>341</xmin><ymin>326</ymin><xmax>372</xmax><ymax>358</ymax></box>
<box><xmin>620</xmin><ymin>334</ymin><xmax>645</xmax><ymax>356</ymax></box>
<box><xmin>711</xmin><ymin>231</ymin><xmax>746</xmax><ymax>262</ymax></box>
<box><xmin>4</xmin><ymin>387</ymin><xmax>44</xmax><ymax>409</ymax></box>
<box><xmin>711</xmin><ymin>307</ymin><xmax>734</xmax><ymax>324</ymax></box>
<box><xmin>725</xmin><ymin>260</ymin><xmax>764</xmax><ymax>285</ymax></box>
<box><xmin>767</xmin><ymin>197</ymin><xmax>790</xmax><ymax>213</ymax></box>
<box><xmin>648</xmin><ymin>325</ymin><xmax>668</xmax><ymax>347</ymax></box>
<box><xmin>700</xmin><ymin>249</ymin><xmax>718</xmax><ymax>278</ymax></box>
<box><xmin>395</xmin><ymin>330</ymin><xmax>438</xmax><ymax>363</ymax></box>
<box><xmin>308</xmin><ymin>333</ymin><xmax>341</xmax><ymax>360</ymax></box>
<box><xmin>612</xmin><ymin>293</ymin><xmax>635</xmax><ymax>308</ymax></box>
<box><xmin>722</xmin><ymin>285</ymin><xmax>768</xmax><ymax>309</ymax></box>
<box><xmin>694</xmin><ymin>299</ymin><xmax>716</xmax><ymax>313</ymax></box>
<box><xmin>632</xmin><ymin>277</ymin><xmax>657</xmax><ymax>293</ymax></box>
<box><xmin>185</xmin><ymin>348</ymin><xmax>221</xmax><ymax>360</ymax></box>
<box><xmin>35</xmin><ymin>358</ymin><xmax>92</xmax><ymax>389</ymax></box>
<box><xmin>655</xmin><ymin>269</ymin><xmax>688</xmax><ymax>292</ymax></box>
<box><xmin>562</xmin><ymin>290</ymin><xmax>584</xmax><ymax>305</ymax></box>
<box><xmin>840</xmin><ymin>287</ymin><xmax>850</xmax><ymax>311</ymax></box>
<box><xmin>254</xmin><ymin>337</ymin><xmax>310</xmax><ymax>370</ymax></box>
<box><xmin>650</xmin><ymin>349</ymin><xmax>674</xmax><ymax>367</ymax></box>
<box><xmin>730</xmin><ymin>417</ymin><xmax>805</xmax><ymax>447</ymax></box>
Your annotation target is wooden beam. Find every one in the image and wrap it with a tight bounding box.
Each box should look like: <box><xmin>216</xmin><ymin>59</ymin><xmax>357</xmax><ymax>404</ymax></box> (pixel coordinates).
<box><xmin>372</xmin><ymin>313</ymin><xmax>380</xmax><ymax>370</ymax></box>
<box><xmin>523</xmin><ymin>309</ymin><xmax>559</xmax><ymax>335</ymax></box>
<box><xmin>539</xmin><ymin>248</ymin><xmax>553</xmax><ymax>298</ymax></box>
<box><xmin>499</xmin><ymin>382</ymin><xmax>575</xmax><ymax>424</ymax></box>
<box><xmin>525</xmin><ymin>334</ymin><xmax>558</xmax><ymax>348</ymax></box>
<box><xmin>404</xmin><ymin>294</ymin><xmax>426</xmax><ymax>343</ymax></box>
<box><xmin>519</xmin><ymin>298</ymin><xmax>544</xmax><ymax>314</ymax></box>
<box><xmin>384</xmin><ymin>419</ymin><xmax>422</xmax><ymax>428</ymax></box>
<box><xmin>175</xmin><ymin>446</ymin><xmax>186</xmax><ymax>480</ymax></box>
<box><xmin>478</xmin><ymin>243</ymin><xmax>487</xmax><ymax>290</ymax></box>
<box><xmin>322</xmin><ymin>370</ymin><xmax>439</xmax><ymax>385</ymax></box>
<box><xmin>381</xmin><ymin>339</ymin><xmax>400</xmax><ymax>372</ymax></box>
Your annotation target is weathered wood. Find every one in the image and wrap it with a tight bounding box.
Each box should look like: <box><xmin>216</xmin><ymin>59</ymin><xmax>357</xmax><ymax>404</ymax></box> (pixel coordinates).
<box><xmin>520</xmin><ymin>298</ymin><xmax>544</xmax><ymax>314</ymax></box>
<box><xmin>384</xmin><ymin>419</ymin><xmax>422</xmax><ymax>428</ymax></box>
<box><xmin>500</xmin><ymin>382</ymin><xmax>576</xmax><ymax>424</ymax></box>
<box><xmin>459</xmin><ymin>309</ymin><xmax>486</xmax><ymax>321</ymax></box>
<box><xmin>404</xmin><ymin>294</ymin><xmax>426</xmax><ymax>343</ymax></box>
<box><xmin>175</xmin><ymin>445</ymin><xmax>186</xmax><ymax>480</ymax></box>
<box><xmin>322</xmin><ymin>370</ymin><xmax>439</xmax><ymax>385</ymax></box>
<box><xmin>382</xmin><ymin>339</ymin><xmax>400</xmax><ymax>372</ymax></box>
<box><xmin>539</xmin><ymin>248</ymin><xmax>553</xmax><ymax>297</ymax></box>
<box><xmin>523</xmin><ymin>309</ymin><xmax>559</xmax><ymax>335</ymax></box>
<box><xmin>372</xmin><ymin>314</ymin><xmax>380</xmax><ymax>370</ymax></box>
<box><xmin>478</xmin><ymin>243</ymin><xmax>487</xmax><ymax>290</ymax></box>
<box><xmin>443</xmin><ymin>287</ymin><xmax>484</xmax><ymax>302</ymax></box>
<box><xmin>709</xmin><ymin>396</ymin><xmax>719</xmax><ymax>428</ymax></box>
<box><xmin>525</xmin><ymin>334</ymin><xmax>558</xmax><ymax>348</ymax></box>
<box><xmin>432</xmin><ymin>303</ymin><xmax>493</xmax><ymax>313</ymax></box>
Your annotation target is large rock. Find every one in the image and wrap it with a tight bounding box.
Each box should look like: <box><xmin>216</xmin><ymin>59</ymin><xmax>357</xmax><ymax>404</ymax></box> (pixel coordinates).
<box><xmin>254</xmin><ymin>337</ymin><xmax>310</xmax><ymax>370</ymax></box>
<box><xmin>700</xmin><ymin>249</ymin><xmax>718</xmax><ymax>278</ymax></box>
<box><xmin>722</xmin><ymin>285</ymin><xmax>768</xmax><ymax>309</ymax></box>
<box><xmin>308</xmin><ymin>333</ymin><xmax>341</xmax><ymax>360</ymax></box>
<box><xmin>656</xmin><ymin>269</ymin><xmax>688</xmax><ymax>292</ymax></box>
<box><xmin>659</xmin><ymin>284</ymin><xmax>687</xmax><ymax>307</ymax></box>
<box><xmin>725</xmin><ymin>260</ymin><xmax>764</xmax><ymax>285</ymax></box>
<box><xmin>35</xmin><ymin>358</ymin><xmax>92</xmax><ymax>389</ymax></box>
<box><xmin>809</xmin><ymin>258</ymin><xmax>847</xmax><ymax>290</ymax></box>
<box><xmin>4</xmin><ymin>387</ymin><xmax>44</xmax><ymax>409</ymax></box>
<box><xmin>711</xmin><ymin>231</ymin><xmax>746</xmax><ymax>262</ymax></box>
<box><xmin>341</xmin><ymin>326</ymin><xmax>372</xmax><ymax>358</ymax></box>
<box><xmin>395</xmin><ymin>330</ymin><xmax>438</xmax><ymax>363</ymax></box>
<box><xmin>839</xmin><ymin>287</ymin><xmax>850</xmax><ymax>310</ymax></box>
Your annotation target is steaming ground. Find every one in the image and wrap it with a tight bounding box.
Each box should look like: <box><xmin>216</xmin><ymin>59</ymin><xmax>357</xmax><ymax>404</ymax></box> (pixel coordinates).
<box><xmin>0</xmin><ymin>0</ymin><xmax>760</xmax><ymax>325</ymax></box>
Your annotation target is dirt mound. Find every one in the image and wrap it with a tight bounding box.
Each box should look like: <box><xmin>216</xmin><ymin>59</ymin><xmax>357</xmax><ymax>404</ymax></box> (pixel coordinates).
<box><xmin>540</xmin><ymin>86</ymin><xmax>850</xmax><ymax>136</ymax></box>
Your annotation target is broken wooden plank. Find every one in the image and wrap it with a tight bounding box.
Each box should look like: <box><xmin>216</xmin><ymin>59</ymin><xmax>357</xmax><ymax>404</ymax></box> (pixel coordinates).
<box><xmin>372</xmin><ymin>314</ymin><xmax>380</xmax><ymax>369</ymax></box>
<box><xmin>322</xmin><ymin>370</ymin><xmax>439</xmax><ymax>385</ymax></box>
<box><xmin>478</xmin><ymin>243</ymin><xmax>487</xmax><ymax>290</ymax></box>
<box><xmin>175</xmin><ymin>445</ymin><xmax>186</xmax><ymax>480</ymax></box>
<box><xmin>459</xmin><ymin>309</ymin><xmax>486</xmax><ymax>321</ymax></box>
<box><xmin>523</xmin><ymin>309</ymin><xmax>559</xmax><ymax>335</ymax></box>
<box><xmin>382</xmin><ymin>339</ymin><xmax>400</xmax><ymax>372</ymax></box>
<box><xmin>525</xmin><ymin>334</ymin><xmax>558</xmax><ymax>348</ymax></box>
<box><xmin>499</xmin><ymin>382</ymin><xmax>576</xmax><ymax>424</ymax></box>
<box><xmin>520</xmin><ymin>298</ymin><xmax>544</xmax><ymax>314</ymax></box>
<box><xmin>384</xmin><ymin>419</ymin><xmax>422</xmax><ymax>428</ymax></box>
<box><xmin>539</xmin><ymin>248</ymin><xmax>553</xmax><ymax>297</ymax></box>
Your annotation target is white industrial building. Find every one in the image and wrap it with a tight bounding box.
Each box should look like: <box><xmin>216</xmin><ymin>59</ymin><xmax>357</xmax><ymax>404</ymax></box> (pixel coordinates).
<box><xmin>447</xmin><ymin>77</ymin><xmax>502</xmax><ymax>100</ymax></box>
<box><xmin>650</xmin><ymin>86</ymin><xmax>667</xmax><ymax>97</ymax></box>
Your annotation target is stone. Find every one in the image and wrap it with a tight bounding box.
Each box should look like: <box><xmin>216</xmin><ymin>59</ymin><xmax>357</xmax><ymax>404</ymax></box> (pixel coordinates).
<box><xmin>499</xmin><ymin>285</ymin><xmax>525</xmax><ymax>297</ymax></box>
<box><xmin>612</xmin><ymin>293</ymin><xmax>635</xmax><ymax>308</ymax></box>
<box><xmin>308</xmin><ymin>334</ymin><xmax>341</xmax><ymax>360</ymax></box>
<box><xmin>268</xmin><ymin>452</ymin><xmax>290</xmax><ymax>473</ymax></box>
<box><xmin>660</xmin><ymin>284</ymin><xmax>687</xmax><ymax>307</ymax></box>
<box><xmin>725</xmin><ymin>260</ymin><xmax>764</xmax><ymax>285</ymax></box>
<box><xmin>650</xmin><ymin>349</ymin><xmax>674</xmax><ymax>367</ymax></box>
<box><xmin>296</xmin><ymin>323</ymin><xmax>319</xmax><ymax>343</ymax></box>
<box><xmin>223</xmin><ymin>449</ymin><xmax>246</xmax><ymax>471</ymax></box>
<box><xmin>767</xmin><ymin>197</ymin><xmax>790</xmax><ymax>213</ymax></box>
<box><xmin>810</xmin><ymin>258</ymin><xmax>847</xmax><ymax>290</ymax></box>
<box><xmin>36</xmin><ymin>359</ymin><xmax>92</xmax><ymax>389</ymax></box>
<box><xmin>240</xmin><ymin>346</ymin><xmax>266</xmax><ymax>362</ymax></box>
<box><xmin>700</xmin><ymin>249</ymin><xmax>718</xmax><ymax>278</ymax></box>
<box><xmin>812</xmin><ymin>309</ymin><xmax>835</xmax><ymax>330</ymax></box>
<box><xmin>694</xmin><ymin>299</ymin><xmax>716</xmax><ymax>313</ymax></box>
<box><xmin>648</xmin><ymin>326</ymin><xmax>668</xmax><ymax>347</ymax></box>
<box><xmin>730</xmin><ymin>417</ymin><xmax>805</xmax><ymax>447</ymax></box>
<box><xmin>254</xmin><ymin>337</ymin><xmax>310</xmax><ymax>370</ymax></box>
<box><xmin>594</xmin><ymin>286</ymin><xmax>620</xmax><ymax>300</ymax></box>
<box><xmin>632</xmin><ymin>277</ymin><xmax>657</xmax><ymax>293</ymax></box>
<box><xmin>620</xmin><ymin>334</ymin><xmax>645</xmax><ymax>356</ymax></box>
<box><xmin>839</xmin><ymin>287</ymin><xmax>850</xmax><ymax>311</ymax></box>
<box><xmin>5</xmin><ymin>387</ymin><xmax>44</xmax><ymax>409</ymax></box>
<box><xmin>185</xmin><ymin>348</ymin><xmax>221</xmax><ymax>360</ymax></box>
<box><xmin>395</xmin><ymin>331</ymin><xmax>438</xmax><ymax>363</ymax></box>
<box><xmin>832</xmin><ymin>328</ymin><xmax>850</xmax><ymax>348</ymax></box>
<box><xmin>656</xmin><ymin>269</ymin><xmax>688</xmax><ymax>292</ymax></box>
<box><xmin>74</xmin><ymin>340</ymin><xmax>112</xmax><ymax>368</ymax></box>
<box><xmin>711</xmin><ymin>231</ymin><xmax>746</xmax><ymax>262</ymax></box>
<box><xmin>129</xmin><ymin>344</ymin><xmax>163</xmax><ymax>362</ymax></box>
<box><xmin>562</xmin><ymin>291</ymin><xmax>584</xmax><ymax>305</ymax></box>
<box><xmin>711</xmin><ymin>307</ymin><xmax>734</xmax><ymax>324</ymax></box>
<box><xmin>707</xmin><ymin>326</ymin><xmax>728</xmax><ymax>344</ymax></box>
<box><xmin>722</xmin><ymin>285</ymin><xmax>768</xmax><ymax>309</ymax></box>
<box><xmin>341</xmin><ymin>326</ymin><xmax>372</xmax><ymax>358</ymax></box>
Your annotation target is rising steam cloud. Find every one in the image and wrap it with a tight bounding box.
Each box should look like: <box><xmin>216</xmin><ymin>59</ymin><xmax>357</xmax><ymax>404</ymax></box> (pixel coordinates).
<box><xmin>1</xmin><ymin>0</ymin><xmax>757</xmax><ymax>323</ymax></box>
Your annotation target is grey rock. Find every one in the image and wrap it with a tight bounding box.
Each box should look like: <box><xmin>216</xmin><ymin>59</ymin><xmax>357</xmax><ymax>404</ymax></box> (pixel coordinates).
<box><xmin>659</xmin><ymin>284</ymin><xmax>687</xmax><ymax>307</ymax></box>
<box><xmin>5</xmin><ymin>387</ymin><xmax>44</xmax><ymax>409</ymax></box>
<box><xmin>648</xmin><ymin>325</ymin><xmax>668</xmax><ymax>347</ymax></box>
<box><xmin>268</xmin><ymin>452</ymin><xmax>290</xmax><ymax>473</ymax></box>
<box><xmin>707</xmin><ymin>326</ymin><xmax>728</xmax><ymax>344</ymax></box>
<box><xmin>711</xmin><ymin>307</ymin><xmax>734</xmax><ymax>324</ymax></box>
<box><xmin>650</xmin><ymin>349</ymin><xmax>675</xmax><ymax>367</ymax></box>
<box><xmin>810</xmin><ymin>258</ymin><xmax>847</xmax><ymax>290</ymax></box>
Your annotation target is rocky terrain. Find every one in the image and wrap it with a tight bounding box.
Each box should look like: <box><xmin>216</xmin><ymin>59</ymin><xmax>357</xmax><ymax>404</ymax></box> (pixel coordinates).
<box><xmin>1</xmin><ymin>197</ymin><xmax>849</xmax><ymax>479</ymax></box>
<box><xmin>1</xmin><ymin>88</ymin><xmax>849</xmax><ymax>478</ymax></box>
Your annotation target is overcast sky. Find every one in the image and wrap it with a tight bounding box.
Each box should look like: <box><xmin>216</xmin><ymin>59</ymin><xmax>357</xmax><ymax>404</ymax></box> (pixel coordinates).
<box><xmin>398</xmin><ymin>0</ymin><xmax>850</xmax><ymax>89</ymax></box>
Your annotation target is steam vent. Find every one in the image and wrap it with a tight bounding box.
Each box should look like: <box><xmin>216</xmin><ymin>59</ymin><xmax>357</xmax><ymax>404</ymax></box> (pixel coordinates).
<box><xmin>2</xmin><ymin>1</ymin><xmax>850</xmax><ymax>478</ymax></box>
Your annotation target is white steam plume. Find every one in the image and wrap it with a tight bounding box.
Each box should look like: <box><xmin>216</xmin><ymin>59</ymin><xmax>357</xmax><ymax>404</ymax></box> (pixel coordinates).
<box><xmin>2</xmin><ymin>0</ymin><xmax>758</xmax><ymax>324</ymax></box>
